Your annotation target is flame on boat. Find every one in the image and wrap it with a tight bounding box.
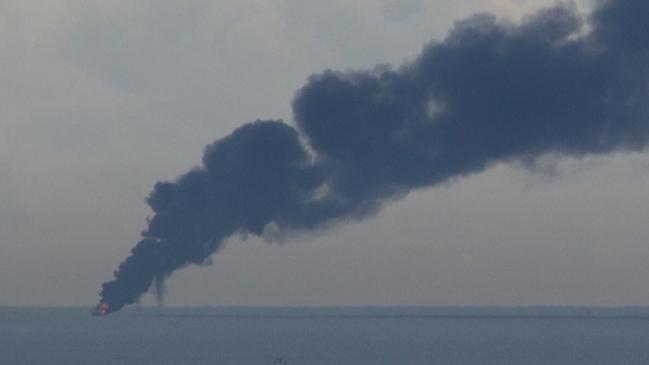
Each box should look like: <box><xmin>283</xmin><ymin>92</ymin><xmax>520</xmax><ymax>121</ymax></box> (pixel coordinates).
<box><xmin>91</xmin><ymin>303</ymin><xmax>109</xmax><ymax>316</ymax></box>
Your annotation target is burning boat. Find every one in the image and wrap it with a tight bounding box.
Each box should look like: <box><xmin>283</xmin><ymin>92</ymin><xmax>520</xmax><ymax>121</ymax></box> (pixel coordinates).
<box><xmin>92</xmin><ymin>303</ymin><xmax>110</xmax><ymax>316</ymax></box>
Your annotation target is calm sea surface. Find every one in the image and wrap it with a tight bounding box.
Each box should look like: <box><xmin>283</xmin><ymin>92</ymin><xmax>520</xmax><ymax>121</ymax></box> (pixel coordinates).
<box><xmin>3</xmin><ymin>306</ymin><xmax>649</xmax><ymax>364</ymax></box>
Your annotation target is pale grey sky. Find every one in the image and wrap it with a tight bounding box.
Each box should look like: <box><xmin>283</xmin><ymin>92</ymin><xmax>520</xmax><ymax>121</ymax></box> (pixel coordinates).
<box><xmin>3</xmin><ymin>0</ymin><xmax>648</xmax><ymax>307</ymax></box>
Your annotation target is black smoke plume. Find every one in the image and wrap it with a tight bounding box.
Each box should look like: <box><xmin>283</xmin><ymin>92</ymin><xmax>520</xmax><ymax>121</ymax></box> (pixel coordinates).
<box><xmin>98</xmin><ymin>0</ymin><xmax>649</xmax><ymax>313</ymax></box>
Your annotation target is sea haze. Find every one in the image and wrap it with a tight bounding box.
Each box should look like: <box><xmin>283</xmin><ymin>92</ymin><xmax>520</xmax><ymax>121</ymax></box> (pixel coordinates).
<box><xmin>3</xmin><ymin>306</ymin><xmax>649</xmax><ymax>364</ymax></box>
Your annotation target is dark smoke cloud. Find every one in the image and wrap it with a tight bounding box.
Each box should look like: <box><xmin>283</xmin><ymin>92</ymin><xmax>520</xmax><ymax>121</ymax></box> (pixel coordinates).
<box><xmin>98</xmin><ymin>0</ymin><xmax>649</xmax><ymax>313</ymax></box>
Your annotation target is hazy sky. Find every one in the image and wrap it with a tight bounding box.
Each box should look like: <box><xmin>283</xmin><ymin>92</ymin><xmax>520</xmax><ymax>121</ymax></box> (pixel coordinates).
<box><xmin>3</xmin><ymin>0</ymin><xmax>649</xmax><ymax>308</ymax></box>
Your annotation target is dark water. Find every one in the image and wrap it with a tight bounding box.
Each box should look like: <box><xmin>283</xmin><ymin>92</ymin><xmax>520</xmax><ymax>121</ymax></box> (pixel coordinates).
<box><xmin>3</xmin><ymin>306</ymin><xmax>649</xmax><ymax>364</ymax></box>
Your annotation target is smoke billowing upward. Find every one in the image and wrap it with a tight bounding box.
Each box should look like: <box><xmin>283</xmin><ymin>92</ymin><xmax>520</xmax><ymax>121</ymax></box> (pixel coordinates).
<box><xmin>98</xmin><ymin>1</ymin><xmax>649</xmax><ymax>313</ymax></box>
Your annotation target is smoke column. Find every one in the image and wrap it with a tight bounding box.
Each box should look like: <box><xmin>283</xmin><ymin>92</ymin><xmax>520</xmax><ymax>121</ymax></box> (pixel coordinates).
<box><xmin>98</xmin><ymin>0</ymin><xmax>649</xmax><ymax>313</ymax></box>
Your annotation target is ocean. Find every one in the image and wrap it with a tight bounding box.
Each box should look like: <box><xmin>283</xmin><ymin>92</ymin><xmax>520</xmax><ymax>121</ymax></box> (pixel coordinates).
<box><xmin>2</xmin><ymin>306</ymin><xmax>649</xmax><ymax>364</ymax></box>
